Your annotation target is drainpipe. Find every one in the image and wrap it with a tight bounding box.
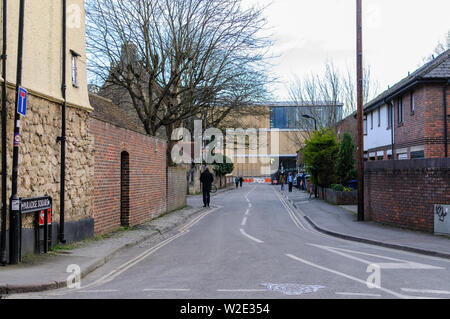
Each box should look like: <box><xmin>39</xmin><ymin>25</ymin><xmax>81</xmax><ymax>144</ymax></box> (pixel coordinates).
<box><xmin>58</xmin><ymin>0</ymin><xmax>67</xmax><ymax>243</ymax></box>
<box><xmin>0</xmin><ymin>0</ymin><xmax>7</xmax><ymax>266</ymax></box>
<box><xmin>444</xmin><ymin>80</ymin><xmax>449</xmax><ymax>158</ymax></box>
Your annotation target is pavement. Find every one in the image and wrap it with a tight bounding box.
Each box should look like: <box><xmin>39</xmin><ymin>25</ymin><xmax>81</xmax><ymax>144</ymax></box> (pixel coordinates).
<box><xmin>0</xmin><ymin>187</ymin><xmax>233</xmax><ymax>295</ymax></box>
<box><xmin>282</xmin><ymin>188</ymin><xmax>450</xmax><ymax>259</ymax></box>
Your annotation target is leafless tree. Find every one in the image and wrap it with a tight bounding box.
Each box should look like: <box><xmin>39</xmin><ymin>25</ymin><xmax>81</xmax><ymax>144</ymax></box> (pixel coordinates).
<box><xmin>287</xmin><ymin>60</ymin><xmax>379</xmax><ymax>149</ymax></box>
<box><xmin>86</xmin><ymin>0</ymin><xmax>272</xmax><ymax>164</ymax></box>
<box><xmin>422</xmin><ymin>30</ymin><xmax>450</xmax><ymax>63</ymax></box>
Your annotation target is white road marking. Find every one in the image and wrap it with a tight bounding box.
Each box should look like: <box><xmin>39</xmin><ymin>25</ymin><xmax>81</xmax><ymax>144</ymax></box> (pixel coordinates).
<box><xmin>144</xmin><ymin>288</ymin><xmax>191</xmax><ymax>292</ymax></box>
<box><xmin>335</xmin><ymin>292</ymin><xmax>381</xmax><ymax>297</ymax></box>
<box><xmin>241</xmin><ymin>217</ymin><xmax>247</xmax><ymax>226</ymax></box>
<box><xmin>240</xmin><ymin>228</ymin><xmax>264</xmax><ymax>244</ymax></box>
<box><xmin>75</xmin><ymin>289</ymin><xmax>119</xmax><ymax>293</ymax></box>
<box><xmin>53</xmin><ymin>206</ymin><xmax>222</xmax><ymax>295</ymax></box>
<box><xmin>275</xmin><ymin>190</ymin><xmax>309</xmax><ymax>231</ymax></box>
<box><xmin>248</xmin><ymin>203</ymin><xmax>252</xmax><ymax>208</ymax></box>
<box><xmin>308</xmin><ymin>244</ymin><xmax>445</xmax><ymax>270</ymax></box>
<box><xmin>245</xmin><ymin>208</ymin><xmax>250</xmax><ymax>216</ymax></box>
<box><xmin>401</xmin><ymin>288</ymin><xmax>450</xmax><ymax>295</ymax></box>
<box><xmin>285</xmin><ymin>253</ymin><xmax>433</xmax><ymax>299</ymax></box>
<box><xmin>217</xmin><ymin>289</ymin><xmax>267</xmax><ymax>292</ymax></box>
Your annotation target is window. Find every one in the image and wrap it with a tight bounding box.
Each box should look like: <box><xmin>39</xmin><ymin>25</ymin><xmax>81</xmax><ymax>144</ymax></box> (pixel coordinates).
<box><xmin>387</xmin><ymin>104</ymin><xmax>392</xmax><ymax>128</ymax></box>
<box><xmin>363</xmin><ymin>115</ymin><xmax>367</xmax><ymax>135</ymax></box>
<box><xmin>397</xmin><ymin>97</ymin><xmax>403</xmax><ymax>124</ymax></box>
<box><xmin>410</xmin><ymin>92</ymin><xmax>415</xmax><ymax>114</ymax></box>
<box><xmin>370</xmin><ymin>112</ymin><xmax>373</xmax><ymax>130</ymax></box>
<box><xmin>378</xmin><ymin>108</ymin><xmax>381</xmax><ymax>127</ymax></box>
<box><xmin>270</xmin><ymin>107</ymin><xmax>300</xmax><ymax>129</ymax></box>
<box><xmin>70</xmin><ymin>50</ymin><xmax>81</xmax><ymax>87</ymax></box>
<box><xmin>411</xmin><ymin>150</ymin><xmax>424</xmax><ymax>159</ymax></box>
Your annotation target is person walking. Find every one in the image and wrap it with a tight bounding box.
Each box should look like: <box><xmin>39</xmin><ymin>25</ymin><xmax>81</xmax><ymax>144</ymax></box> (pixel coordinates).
<box><xmin>280</xmin><ymin>174</ymin><xmax>286</xmax><ymax>192</ymax></box>
<box><xmin>288</xmin><ymin>173</ymin><xmax>293</xmax><ymax>193</ymax></box>
<box><xmin>239</xmin><ymin>176</ymin><xmax>244</xmax><ymax>188</ymax></box>
<box><xmin>200</xmin><ymin>166</ymin><xmax>214</xmax><ymax>207</ymax></box>
<box><xmin>235</xmin><ymin>176</ymin><xmax>239</xmax><ymax>189</ymax></box>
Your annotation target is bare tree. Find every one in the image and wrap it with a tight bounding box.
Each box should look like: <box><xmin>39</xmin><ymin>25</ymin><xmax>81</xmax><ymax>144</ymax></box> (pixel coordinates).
<box><xmin>422</xmin><ymin>30</ymin><xmax>450</xmax><ymax>63</ymax></box>
<box><xmin>287</xmin><ymin>60</ymin><xmax>379</xmax><ymax>150</ymax></box>
<box><xmin>86</xmin><ymin>0</ymin><xmax>272</xmax><ymax>164</ymax></box>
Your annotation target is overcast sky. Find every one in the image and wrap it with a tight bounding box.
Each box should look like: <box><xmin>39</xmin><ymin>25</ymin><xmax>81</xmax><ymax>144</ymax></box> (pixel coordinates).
<box><xmin>249</xmin><ymin>0</ymin><xmax>450</xmax><ymax>101</ymax></box>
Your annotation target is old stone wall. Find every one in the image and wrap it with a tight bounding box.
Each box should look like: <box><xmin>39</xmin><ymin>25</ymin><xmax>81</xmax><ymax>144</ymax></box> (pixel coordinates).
<box><xmin>0</xmin><ymin>87</ymin><xmax>95</xmax><ymax>252</ymax></box>
<box><xmin>167</xmin><ymin>166</ymin><xmax>187</xmax><ymax>212</ymax></box>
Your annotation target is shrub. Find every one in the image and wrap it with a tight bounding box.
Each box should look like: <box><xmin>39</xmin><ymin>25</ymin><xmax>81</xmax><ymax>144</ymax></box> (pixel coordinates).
<box><xmin>336</xmin><ymin>132</ymin><xmax>356</xmax><ymax>185</ymax></box>
<box><xmin>303</xmin><ymin>129</ymin><xmax>339</xmax><ymax>188</ymax></box>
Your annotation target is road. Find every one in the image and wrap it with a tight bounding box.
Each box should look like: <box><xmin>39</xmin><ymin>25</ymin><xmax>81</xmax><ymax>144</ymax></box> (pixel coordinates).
<box><xmin>7</xmin><ymin>184</ymin><xmax>450</xmax><ymax>299</ymax></box>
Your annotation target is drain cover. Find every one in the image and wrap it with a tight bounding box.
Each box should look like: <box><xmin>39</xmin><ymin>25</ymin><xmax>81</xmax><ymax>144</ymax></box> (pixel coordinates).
<box><xmin>260</xmin><ymin>283</ymin><xmax>325</xmax><ymax>296</ymax></box>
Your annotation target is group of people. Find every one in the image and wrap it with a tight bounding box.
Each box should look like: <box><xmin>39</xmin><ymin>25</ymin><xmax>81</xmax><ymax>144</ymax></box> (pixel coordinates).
<box><xmin>234</xmin><ymin>176</ymin><xmax>244</xmax><ymax>189</ymax></box>
<box><xmin>279</xmin><ymin>172</ymin><xmax>294</xmax><ymax>193</ymax></box>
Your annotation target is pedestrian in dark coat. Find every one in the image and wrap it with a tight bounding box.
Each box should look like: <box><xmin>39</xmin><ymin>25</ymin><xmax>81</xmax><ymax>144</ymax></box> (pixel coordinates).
<box><xmin>200</xmin><ymin>166</ymin><xmax>214</xmax><ymax>207</ymax></box>
<box><xmin>239</xmin><ymin>176</ymin><xmax>244</xmax><ymax>188</ymax></box>
<box><xmin>235</xmin><ymin>176</ymin><xmax>239</xmax><ymax>189</ymax></box>
<box><xmin>288</xmin><ymin>173</ymin><xmax>293</xmax><ymax>192</ymax></box>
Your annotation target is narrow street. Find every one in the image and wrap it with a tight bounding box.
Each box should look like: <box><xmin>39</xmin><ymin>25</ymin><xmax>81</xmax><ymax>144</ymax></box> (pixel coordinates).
<box><xmin>8</xmin><ymin>185</ymin><xmax>450</xmax><ymax>299</ymax></box>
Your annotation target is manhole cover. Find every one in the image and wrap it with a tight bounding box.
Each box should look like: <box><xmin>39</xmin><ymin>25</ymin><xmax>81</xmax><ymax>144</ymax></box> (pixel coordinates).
<box><xmin>260</xmin><ymin>283</ymin><xmax>325</xmax><ymax>296</ymax></box>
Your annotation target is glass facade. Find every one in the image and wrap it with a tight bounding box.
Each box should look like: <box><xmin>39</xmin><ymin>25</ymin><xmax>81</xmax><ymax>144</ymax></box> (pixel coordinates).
<box><xmin>270</xmin><ymin>105</ymin><xmax>343</xmax><ymax>129</ymax></box>
<box><xmin>270</xmin><ymin>107</ymin><xmax>302</xmax><ymax>129</ymax></box>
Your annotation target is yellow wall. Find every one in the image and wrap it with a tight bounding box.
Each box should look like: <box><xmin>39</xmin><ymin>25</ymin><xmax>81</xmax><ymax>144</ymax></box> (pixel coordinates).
<box><xmin>224</xmin><ymin>106</ymin><xmax>307</xmax><ymax>177</ymax></box>
<box><xmin>0</xmin><ymin>0</ymin><xmax>91</xmax><ymax>111</ymax></box>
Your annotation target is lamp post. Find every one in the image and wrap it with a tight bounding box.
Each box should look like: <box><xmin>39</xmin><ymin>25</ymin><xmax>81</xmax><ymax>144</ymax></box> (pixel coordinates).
<box><xmin>302</xmin><ymin>114</ymin><xmax>317</xmax><ymax>130</ymax></box>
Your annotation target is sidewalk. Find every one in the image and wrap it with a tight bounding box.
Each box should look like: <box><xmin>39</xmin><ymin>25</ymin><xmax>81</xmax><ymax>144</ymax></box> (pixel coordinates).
<box><xmin>0</xmin><ymin>202</ymin><xmax>210</xmax><ymax>295</ymax></box>
<box><xmin>282</xmin><ymin>188</ymin><xmax>450</xmax><ymax>259</ymax></box>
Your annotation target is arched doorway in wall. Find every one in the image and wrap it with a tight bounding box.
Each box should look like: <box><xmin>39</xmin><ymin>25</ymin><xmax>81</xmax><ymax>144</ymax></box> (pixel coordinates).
<box><xmin>120</xmin><ymin>151</ymin><xmax>130</xmax><ymax>227</ymax></box>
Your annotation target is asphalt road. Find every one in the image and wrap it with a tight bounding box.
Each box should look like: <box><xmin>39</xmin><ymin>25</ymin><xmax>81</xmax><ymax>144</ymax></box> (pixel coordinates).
<box><xmin>8</xmin><ymin>184</ymin><xmax>450</xmax><ymax>299</ymax></box>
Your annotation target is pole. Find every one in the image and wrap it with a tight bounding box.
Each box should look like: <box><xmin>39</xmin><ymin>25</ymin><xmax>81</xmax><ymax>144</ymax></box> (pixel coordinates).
<box><xmin>356</xmin><ymin>0</ymin><xmax>364</xmax><ymax>222</ymax></box>
<box><xmin>1</xmin><ymin>0</ymin><xmax>8</xmax><ymax>266</ymax></box>
<box><xmin>59</xmin><ymin>0</ymin><xmax>67</xmax><ymax>243</ymax></box>
<box><xmin>9</xmin><ymin>0</ymin><xmax>26</xmax><ymax>264</ymax></box>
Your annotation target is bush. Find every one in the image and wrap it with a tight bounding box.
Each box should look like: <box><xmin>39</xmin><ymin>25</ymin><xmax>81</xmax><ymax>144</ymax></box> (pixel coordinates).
<box><xmin>211</xmin><ymin>154</ymin><xmax>234</xmax><ymax>176</ymax></box>
<box><xmin>336</xmin><ymin>132</ymin><xmax>356</xmax><ymax>185</ymax></box>
<box><xmin>331</xmin><ymin>184</ymin><xmax>345</xmax><ymax>191</ymax></box>
<box><xmin>303</xmin><ymin>129</ymin><xmax>339</xmax><ymax>188</ymax></box>
<box><xmin>331</xmin><ymin>184</ymin><xmax>353</xmax><ymax>192</ymax></box>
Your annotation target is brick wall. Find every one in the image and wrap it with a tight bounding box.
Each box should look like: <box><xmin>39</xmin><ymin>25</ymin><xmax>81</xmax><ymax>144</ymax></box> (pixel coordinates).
<box><xmin>167</xmin><ymin>166</ymin><xmax>187</xmax><ymax>212</ymax></box>
<box><xmin>364</xmin><ymin>158</ymin><xmax>450</xmax><ymax>232</ymax></box>
<box><xmin>89</xmin><ymin>117</ymin><xmax>167</xmax><ymax>235</ymax></box>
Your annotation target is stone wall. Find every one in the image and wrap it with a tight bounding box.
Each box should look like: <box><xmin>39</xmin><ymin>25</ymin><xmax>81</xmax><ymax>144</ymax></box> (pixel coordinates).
<box><xmin>167</xmin><ymin>166</ymin><xmax>187</xmax><ymax>212</ymax></box>
<box><xmin>364</xmin><ymin>158</ymin><xmax>450</xmax><ymax>232</ymax></box>
<box><xmin>0</xmin><ymin>87</ymin><xmax>95</xmax><ymax>257</ymax></box>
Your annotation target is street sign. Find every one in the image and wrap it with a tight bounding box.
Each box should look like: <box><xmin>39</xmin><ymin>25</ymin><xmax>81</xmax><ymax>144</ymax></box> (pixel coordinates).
<box><xmin>21</xmin><ymin>196</ymin><xmax>52</xmax><ymax>214</ymax></box>
<box><xmin>17</xmin><ymin>86</ymin><xmax>27</xmax><ymax>116</ymax></box>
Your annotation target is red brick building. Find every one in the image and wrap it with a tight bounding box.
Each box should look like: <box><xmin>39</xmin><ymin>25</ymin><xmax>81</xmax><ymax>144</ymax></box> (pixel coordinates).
<box><xmin>336</xmin><ymin>50</ymin><xmax>449</xmax><ymax>233</ymax></box>
<box><xmin>363</xmin><ymin>49</ymin><xmax>450</xmax><ymax>160</ymax></box>
<box><xmin>89</xmin><ymin>94</ymin><xmax>168</xmax><ymax>235</ymax></box>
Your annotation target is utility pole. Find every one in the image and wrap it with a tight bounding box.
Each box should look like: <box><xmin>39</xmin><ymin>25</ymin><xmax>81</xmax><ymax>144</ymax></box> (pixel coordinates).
<box><xmin>356</xmin><ymin>0</ymin><xmax>364</xmax><ymax>222</ymax></box>
<box><xmin>9</xmin><ymin>0</ymin><xmax>26</xmax><ymax>264</ymax></box>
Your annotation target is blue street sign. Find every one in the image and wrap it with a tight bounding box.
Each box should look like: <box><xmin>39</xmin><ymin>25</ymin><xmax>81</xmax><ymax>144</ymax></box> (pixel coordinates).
<box><xmin>17</xmin><ymin>86</ymin><xmax>27</xmax><ymax>116</ymax></box>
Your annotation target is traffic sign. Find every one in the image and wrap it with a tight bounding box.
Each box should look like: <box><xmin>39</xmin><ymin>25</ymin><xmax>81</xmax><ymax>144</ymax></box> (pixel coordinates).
<box><xmin>17</xmin><ymin>86</ymin><xmax>27</xmax><ymax>116</ymax></box>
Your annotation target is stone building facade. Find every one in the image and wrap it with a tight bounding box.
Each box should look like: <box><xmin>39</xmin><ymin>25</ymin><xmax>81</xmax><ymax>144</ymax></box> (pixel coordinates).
<box><xmin>0</xmin><ymin>0</ymin><xmax>94</xmax><ymax>259</ymax></box>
